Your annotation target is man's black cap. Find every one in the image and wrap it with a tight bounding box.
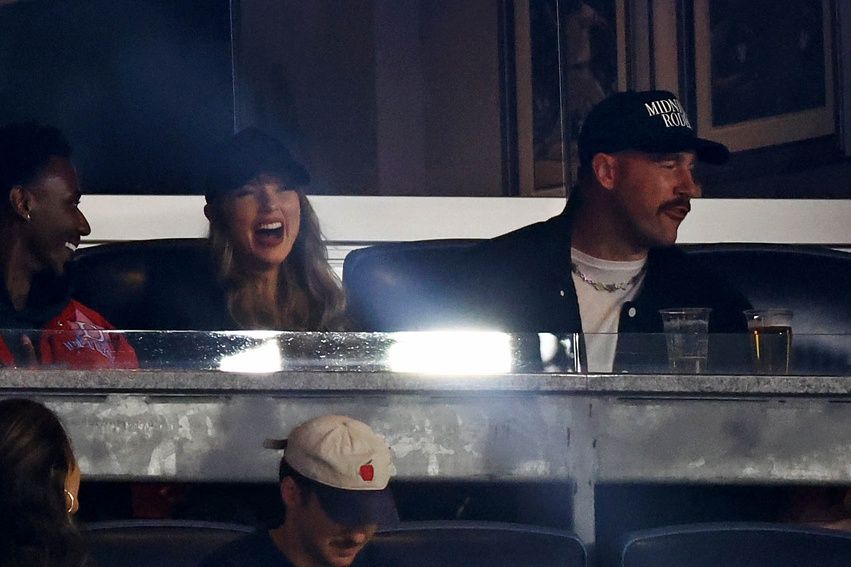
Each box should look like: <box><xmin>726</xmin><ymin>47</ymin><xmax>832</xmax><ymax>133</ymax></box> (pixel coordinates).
<box><xmin>204</xmin><ymin>128</ymin><xmax>309</xmax><ymax>203</ymax></box>
<box><xmin>578</xmin><ymin>90</ymin><xmax>730</xmax><ymax>166</ymax></box>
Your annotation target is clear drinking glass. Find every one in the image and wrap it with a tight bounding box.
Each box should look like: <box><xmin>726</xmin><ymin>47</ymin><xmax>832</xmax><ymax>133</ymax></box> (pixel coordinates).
<box><xmin>658</xmin><ymin>308</ymin><xmax>712</xmax><ymax>374</ymax></box>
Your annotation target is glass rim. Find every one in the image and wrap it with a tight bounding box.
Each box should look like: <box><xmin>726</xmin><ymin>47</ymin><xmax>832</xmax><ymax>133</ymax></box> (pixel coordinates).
<box><xmin>658</xmin><ymin>307</ymin><xmax>713</xmax><ymax>315</ymax></box>
<box><xmin>743</xmin><ymin>308</ymin><xmax>794</xmax><ymax>318</ymax></box>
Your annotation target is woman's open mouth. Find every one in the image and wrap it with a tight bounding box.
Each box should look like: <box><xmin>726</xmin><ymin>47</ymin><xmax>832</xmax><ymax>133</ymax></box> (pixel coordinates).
<box><xmin>254</xmin><ymin>221</ymin><xmax>285</xmax><ymax>246</ymax></box>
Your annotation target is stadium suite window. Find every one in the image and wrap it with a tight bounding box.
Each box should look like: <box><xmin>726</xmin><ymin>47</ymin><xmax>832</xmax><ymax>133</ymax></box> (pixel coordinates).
<box><xmin>0</xmin><ymin>0</ymin><xmax>513</xmax><ymax>197</ymax></box>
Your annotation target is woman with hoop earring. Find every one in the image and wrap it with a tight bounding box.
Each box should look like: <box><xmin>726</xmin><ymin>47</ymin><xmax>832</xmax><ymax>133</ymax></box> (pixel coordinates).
<box><xmin>0</xmin><ymin>398</ymin><xmax>86</xmax><ymax>567</ymax></box>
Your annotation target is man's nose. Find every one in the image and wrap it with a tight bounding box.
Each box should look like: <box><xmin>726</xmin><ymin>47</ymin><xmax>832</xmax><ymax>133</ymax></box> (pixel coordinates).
<box><xmin>676</xmin><ymin>168</ymin><xmax>701</xmax><ymax>198</ymax></box>
<box><xmin>77</xmin><ymin>210</ymin><xmax>91</xmax><ymax>236</ymax></box>
<box><xmin>344</xmin><ymin>529</ymin><xmax>370</xmax><ymax>545</ymax></box>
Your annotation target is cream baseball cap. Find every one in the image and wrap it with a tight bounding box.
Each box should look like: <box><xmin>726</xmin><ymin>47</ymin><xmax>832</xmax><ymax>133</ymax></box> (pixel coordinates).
<box><xmin>269</xmin><ymin>415</ymin><xmax>398</xmax><ymax>527</ymax></box>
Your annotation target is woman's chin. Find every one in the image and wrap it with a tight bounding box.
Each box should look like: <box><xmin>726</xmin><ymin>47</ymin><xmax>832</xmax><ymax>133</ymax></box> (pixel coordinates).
<box><xmin>238</xmin><ymin>246</ymin><xmax>293</xmax><ymax>271</ymax></box>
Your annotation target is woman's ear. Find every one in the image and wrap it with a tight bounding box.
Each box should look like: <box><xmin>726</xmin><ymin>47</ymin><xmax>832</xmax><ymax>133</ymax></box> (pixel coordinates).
<box><xmin>9</xmin><ymin>185</ymin><xmax>31</xmax><ymax>222</ymax></box>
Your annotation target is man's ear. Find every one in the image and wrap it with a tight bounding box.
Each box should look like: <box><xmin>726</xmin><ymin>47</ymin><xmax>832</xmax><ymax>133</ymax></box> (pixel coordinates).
<box><xmin>280</xmin><ymin>476</ymin><xmax>299</xmax><ymax>507</ymax></box>
<box><xmin>591</xmin><ymin>153</ymin><xmax>617</xmax><ymax>191</ymax></box>
<box><xmin>9</xmin><ymin>185</ymin><xmax>32</xmax><ymax>221</ymax></box>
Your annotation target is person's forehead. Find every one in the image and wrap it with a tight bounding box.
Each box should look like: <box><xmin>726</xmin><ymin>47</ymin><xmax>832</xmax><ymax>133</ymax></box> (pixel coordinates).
<box><xmin>243</xmin><ymin>172</ymin><xmax>293</xmax><ymax>189</ymax></box>
<box><xmin>31</xmin><ymin>156</ymin><xmax>80</xmax><ymax>194</ymax></box>
<box><xmin>618</xmin><ymin>149</ymin><xmax>697</xmax><ymax>163</ymax></box>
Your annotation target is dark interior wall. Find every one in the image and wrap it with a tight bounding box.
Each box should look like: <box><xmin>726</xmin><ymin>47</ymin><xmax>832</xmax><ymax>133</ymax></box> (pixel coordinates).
<box><xmin>236</xmin><ymin>0</ymin><xmax>379</xmax><ymax>196</ymax></box>
<box><xmin>236</xmin><ymin>0</ymin><xmax>504</xmax><ymax>196</ymax></box>
<box><xmin>0</xmin><ymin>0</ymin><xmax>233</xmax><ymax>195</ymax></box>
<box><xmin>0</xmin><ymin>0</ymin><xmax>846</xmax><ymax>197</ymax></box>
<box><xmin>701</xmin><ymin>136</ymin><xmax>851</xmax><ymax>199</ymax></box>
<box><xmin>418</xmin><ymin>1</ymin><xmax>504</xmax><ymax>196</ymax></box>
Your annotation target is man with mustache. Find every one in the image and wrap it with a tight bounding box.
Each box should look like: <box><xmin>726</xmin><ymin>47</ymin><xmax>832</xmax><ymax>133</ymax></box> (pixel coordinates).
<box><xmin>202</xmin><ymin>415</ymin><xmax>398</xmax><ymax>567</ymax></box>
<box><xmin>0</xmin><ymin>122</ymin><xmax>137</xmax><ymax>368</ymax></box>
<box><xmin>449</xmin><ymin>90</ymin><xmax>750</xmax><ymax>371</ymax></box>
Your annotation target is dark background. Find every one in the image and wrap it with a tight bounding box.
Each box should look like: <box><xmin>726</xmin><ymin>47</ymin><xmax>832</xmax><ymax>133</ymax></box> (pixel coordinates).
<box><xmin>0</xmin><ymin>0</ymin><xmax>233</xmax><ymax>194</ymax></box>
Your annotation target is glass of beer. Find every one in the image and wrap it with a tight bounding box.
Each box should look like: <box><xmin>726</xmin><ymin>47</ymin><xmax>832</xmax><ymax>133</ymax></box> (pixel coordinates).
<box><xmin>744</xmin><ymin>309</ymin><xmax>793</xmax><ymax>375</ymax></box>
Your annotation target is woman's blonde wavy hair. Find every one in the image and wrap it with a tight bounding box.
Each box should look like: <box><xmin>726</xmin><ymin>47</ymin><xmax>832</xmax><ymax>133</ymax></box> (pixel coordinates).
<box><xmin>207</xmin><ymin>188</ymin><xmax>347</xmax><ymax>331</ymax></box>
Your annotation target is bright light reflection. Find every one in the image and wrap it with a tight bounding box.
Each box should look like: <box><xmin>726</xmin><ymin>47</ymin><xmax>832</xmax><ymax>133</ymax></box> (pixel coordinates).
<box><xmin>539</xmin><ymin>333</ymin><xmax>558</xmax><ymax>364</ymax></box>
<box><xmin>387</xmin><ymin>331</ymin><xmax>512</xmax><ymax>375</ymax></box>
<box><xmin>218</xmin><ymin>337</ymin><xmax>283</xmax><ymax>373</ymax></box>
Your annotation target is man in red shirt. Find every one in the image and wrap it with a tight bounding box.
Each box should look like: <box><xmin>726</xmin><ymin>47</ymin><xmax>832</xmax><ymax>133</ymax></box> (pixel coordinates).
<box><xmin>0</xmin><ymin>122</ymin><xmax>137</xmax><ymax>368</ymax></box>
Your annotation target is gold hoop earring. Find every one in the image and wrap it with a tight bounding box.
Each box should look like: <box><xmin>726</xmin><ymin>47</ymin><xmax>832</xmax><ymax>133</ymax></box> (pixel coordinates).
<box><xmin>64</xmin><ymin>488</ymin><xmax>76</xmax><ymax>514</ymax></box>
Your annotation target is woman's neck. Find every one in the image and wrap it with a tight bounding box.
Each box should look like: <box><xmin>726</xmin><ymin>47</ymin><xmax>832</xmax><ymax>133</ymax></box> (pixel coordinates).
<box><xmin>232</xmin><ymin>256</ymin><xmax>280</xmax><ymax>292</ymax></box>
<box><xmin>227</xmin><ymin>264</ymin><xmax>284</xmax><ymax>329</ymax></box>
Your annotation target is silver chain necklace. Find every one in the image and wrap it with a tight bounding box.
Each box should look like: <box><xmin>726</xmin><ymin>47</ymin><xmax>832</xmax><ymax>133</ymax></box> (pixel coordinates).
<box><xmin>570</xmin><ymin>262</ymin><xmax>647</xmax><ymax>293</ymax></box>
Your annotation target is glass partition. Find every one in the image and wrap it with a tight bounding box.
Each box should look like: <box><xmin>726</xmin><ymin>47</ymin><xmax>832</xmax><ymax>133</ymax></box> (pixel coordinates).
<box><xmin>1</xmin><ymin>330</ymin><xmax>848</xmax><ymax>376</ymax></box>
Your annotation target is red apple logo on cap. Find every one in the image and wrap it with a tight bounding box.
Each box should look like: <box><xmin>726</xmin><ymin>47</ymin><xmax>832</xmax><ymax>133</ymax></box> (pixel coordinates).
<box><xmin>359</xmin><ymin>462</ymin><xmax>375</xmax><ymax>482</ymax></box>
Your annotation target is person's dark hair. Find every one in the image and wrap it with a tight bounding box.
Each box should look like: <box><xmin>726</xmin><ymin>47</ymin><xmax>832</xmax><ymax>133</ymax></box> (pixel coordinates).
<box><xmin>279</xmin><ymin>458</ymin><xmax>309</xmax><ymax>485</ymax></box>
<box><xmin>0</xmin><ymin>122</ymin><xmax>71</xmax><ymax>212</ymax></box>
<box><xmin>0</xmin><ymin>398</ymin><xmax>85</xmax><ymax>567</ymax></box>
<box><xmin>278</xmin><ymin>459</ymin><xmax>317</xmax><ymax>511</ymax></box>
<box><xmin>205</xmin><ymin>129</ymin><xmax>347</xmax><ymax>331</ymax></box>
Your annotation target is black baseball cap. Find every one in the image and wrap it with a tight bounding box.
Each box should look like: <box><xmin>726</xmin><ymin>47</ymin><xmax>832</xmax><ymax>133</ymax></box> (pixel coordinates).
<box><xmin>204</xmin><ymin>128</ymin><xmax>309</xmax><ymax>203</ymax></box>
<box><xmin>578</xmin><ymin>90</ymin><xmax>729</xmax><ymax>166</ymax></box>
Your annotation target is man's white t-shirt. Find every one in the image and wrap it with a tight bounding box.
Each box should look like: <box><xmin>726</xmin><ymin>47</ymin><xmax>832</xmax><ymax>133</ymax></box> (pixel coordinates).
<box><xmin>570</xmin><ymin>248</ymin><xmax>647</xmax><ymax>372</ymax></box>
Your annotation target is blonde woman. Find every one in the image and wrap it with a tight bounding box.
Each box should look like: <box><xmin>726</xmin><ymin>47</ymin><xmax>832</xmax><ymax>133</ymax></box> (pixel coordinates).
<box><xmin>158</xmin><ymin>128</ymin><xmax>346</xmax><ymax>332</ymax></box>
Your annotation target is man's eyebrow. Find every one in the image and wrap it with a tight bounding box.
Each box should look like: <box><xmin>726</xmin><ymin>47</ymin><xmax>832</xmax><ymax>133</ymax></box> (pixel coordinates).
<box><xmin>650</xmin><ymin>152</ymin><xmax>695</xmax><ymax>163</ymax></box>
<box><xmin>648</xmin><ymin>153</ymin><xmax>680</xmax><ymax>161</ymax></box>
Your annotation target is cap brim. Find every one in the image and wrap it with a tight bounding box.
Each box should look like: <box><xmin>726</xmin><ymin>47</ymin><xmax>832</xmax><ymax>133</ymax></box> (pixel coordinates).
<box><xmin>583</xmin><ymin>133</ymin><xmax>730</xmax><ymax>166</ymax></box>
<box><xmin>634</xmin><ymin>132</ymin><xmax>729</xmax><ymax>165</ymax></box>
<box><xmin>692</xmin><ymin>137</ymin><xmax>730</xmax><ymax>165</ymax></box>
<box><xmin>313</xmin><ymin>484</ymin><xmax>399</xmax><ymax>528</ymax></box>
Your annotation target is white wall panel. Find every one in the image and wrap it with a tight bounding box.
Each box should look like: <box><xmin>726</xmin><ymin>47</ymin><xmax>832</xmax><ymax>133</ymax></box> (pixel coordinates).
<box><xmin>81</xmin><ymin>195</ymin><xmax>851</xmax><ymax>246</ymax></box>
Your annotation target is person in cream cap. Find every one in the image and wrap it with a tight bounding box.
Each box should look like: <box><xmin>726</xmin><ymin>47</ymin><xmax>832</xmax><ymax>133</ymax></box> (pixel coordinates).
<box><xmin>202</xmin><ymin>415</ymin><xmax>398</xmax><ymax>567</ymax></box>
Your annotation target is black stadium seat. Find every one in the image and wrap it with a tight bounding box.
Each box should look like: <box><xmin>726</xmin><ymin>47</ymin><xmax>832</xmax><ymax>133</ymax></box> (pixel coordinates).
<box><xmin>619</xmin><ymin>522</ymin><xmax>851</xmax><ymax>567</ymax></box>
<box><xmin>369</xmin><ymin>521</ymin><xmax>586</xmax><ymax>567</ymax></box>
<box><xmin>70</xmin><ymin>238</ymin><xmax>851</xmax><ymax>371</ymax></box>
<box><xmin>343</xmin><ymin>241</ymin><xmax>851</xmax><ymax>371</ymax></box>
<box><xmin>84</xmin><ymin>520</ymin><xmax>253</xmax><ymax>567</ymax></box>
<box><xmin>71</xmin><ymin>238</ymin><xmax>209</xmax><ymax>331</ymax></box>
<box><xmin>83</xmin><ymin>520</ymin><xmax>584</xmax><ymax>567</ymax></box>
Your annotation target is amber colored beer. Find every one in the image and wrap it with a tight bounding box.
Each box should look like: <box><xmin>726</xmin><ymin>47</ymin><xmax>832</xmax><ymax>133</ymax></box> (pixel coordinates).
<box><xmin>749</xmin><ymin>325</ymin><xmax>792</xmax><ymax>374</ymax></box>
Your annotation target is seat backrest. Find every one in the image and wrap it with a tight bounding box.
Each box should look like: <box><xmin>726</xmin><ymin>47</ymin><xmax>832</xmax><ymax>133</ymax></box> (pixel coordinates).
<box><xmin>344</xmin><ymin>241</ymin><xmax>851</xmax><ymax>333</ymax></box>
<box><xmin>682</xmin><ymin>244</ymin><xmax>851</xmax><ymax>335</ymax></box>
<box><xmin>343</xmin><ymin>239</ymin><xmax>479</xmax><ymax>331</ymax></box>
<box><xmin>684</xmin><ymin>244</ymin><xmax>851</xmax><ymax>372</ymax></box>
<box><xmin>71</xmin><ymin>238</ymin><xmax>210</xmax><ymax>330</ymax></box>
<box><xmin>368</xmin><ymin>521</ymin><xmax>586</xmax><ymax>567</ymax></box>
<box><xmin>72</xmin><ymin>239</ymin><xmax>851</xmax><ymax>363</ymax></box>
<box><xmin>344</xmin><ymin>241</ymin><xmax>851</xmax><ymax>370</ymax></box>
<box><xmin>84</xmin><ymin>520</ymin><xmax>254</xmax><ymax>567</ymax></box>
<box><xmin>620</xmin><ymin>522</ymin><xmax>851</xmax><ymax>567</ymax></box>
